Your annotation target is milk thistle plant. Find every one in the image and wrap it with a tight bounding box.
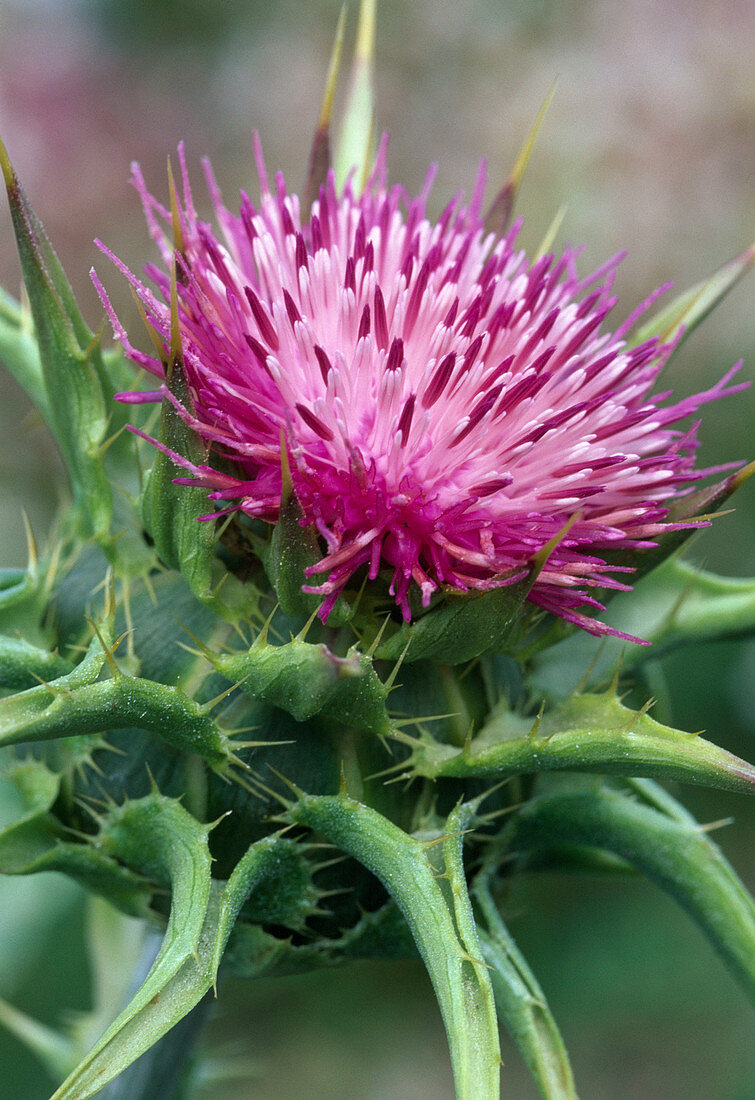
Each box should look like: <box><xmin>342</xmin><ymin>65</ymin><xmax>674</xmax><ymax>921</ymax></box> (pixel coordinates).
<box><xmin>0</xmin><ymin>3</ymin><xmax>753</xmax><ymax>1097</ymax></box>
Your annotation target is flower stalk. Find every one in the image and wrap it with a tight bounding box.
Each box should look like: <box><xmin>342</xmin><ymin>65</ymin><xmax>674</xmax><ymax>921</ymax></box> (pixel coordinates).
<box><xmin>286</xmin><ymin>792</ymin><xmax>502</xmax><ymax>1100</ymax></box>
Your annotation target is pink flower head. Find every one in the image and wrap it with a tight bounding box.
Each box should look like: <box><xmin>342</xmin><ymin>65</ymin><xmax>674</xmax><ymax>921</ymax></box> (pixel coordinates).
<box><xmin>94</xmin><ymin>138</ymin><xmax>744</xmax><ymax>638</ymax></box>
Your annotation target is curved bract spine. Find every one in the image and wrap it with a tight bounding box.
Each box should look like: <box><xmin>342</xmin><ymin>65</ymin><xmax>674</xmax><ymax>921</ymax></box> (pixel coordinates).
<box><xmin>396</xmin><ymin>688</ymin><xmax>755</xmax><ymax>794</ymax></box>
<box><xmin>504</xmin><ymin>782</ymin><xmax>755</xmax><ymax>1002</ymax></box>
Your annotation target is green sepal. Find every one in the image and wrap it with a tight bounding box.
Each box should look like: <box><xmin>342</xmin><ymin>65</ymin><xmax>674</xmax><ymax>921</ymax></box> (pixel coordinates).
<box><xmin>51</xmin><ymin>798</ymin><xmax>324</xmax><ymax>1100</ymax></box>
<box><xmin>0</xmin><ymin>554</ymin><xmax>55</xmax><ymax>645</ymax></box>
<box><xmin>0</xmin><ymin>611</ymin><xmax>111</xmax><ymax>737</ymax></box>
<box><xmin>0</xmin><ymin>633</ymin><xmax>73</xmax><ymax>690</ymax></box>
<box><xmin>398</xmin><ymin>686</ymin><xmax>755</xmax><ymax>794</ymax></box>
<box><xmin>0</xmin><ymin>590</ymin><xmax>243</xmax><ymax>768</ymax></box>
<box><xmin>0</xmin><ymin>285</ymin><xmax>50</xmax><ymax>423</ymax></box>
<box><xmin>212</xmin><ymin>630</ymin><xmax>391</xmax><ymax>735</ymax></box>
<box><xmin>0</xmin><ymin>142</ymin><xmax>112</xmax><ymax>539</ymax></box>
<box><xmin>263</xmin><ymin>448</ymin><xmax>351</xmax><ymax>624</ymax></box>
<box><xmin>50</xmin><ymin>793</ymin><xmax>214</xmax><ymax>1100</ymax></box>
<box><xmin>264</xmin><ymin>479</ymin><xmax>321</xmax><ymax>618</ymax></box>
<box><xmin>504</xmin><ymin>780</ymin><xmax>755</xmax><ymax>1002</ymax></box>
<box><xmin>473</xmin><ymin>874</ymin><xmax>577</xmax><ymax>1100</ymax></box>
<box><xmin>0</xmin><ymin>759</ymin><xmax>151</xmax><ymax>916</ymax></box>
<box><xmin>285</xmin><ymin>792</ymin><xmax>502</xmax><ymax>1100</ymax></box>
<box><xmin>374</xmin><ymin>579</ymin><xmax>531</xmax><ymax>665</ymax></box>
<box><xmin>600</xmin><ymin>463</ymin><xmax>754</xmax><ymax>585</ymax></box>
<box><xmin>0</xmin><ymin>607</ymin><xmax>114</xmax><ymax>699</ymax></box>
<box><xmin>629</xmin><ymin>243</ymin><xmax>754</xmax><ymax>353</ymax></box>
<box><xmin>141</xmin><ymin>360</ymin><xmax>217</xmax><ymax>603</ymax></box>
<box><xmin>0</xmin><ymin>661</ymin><xmax>237</xmax><ymax>769</ymax></box>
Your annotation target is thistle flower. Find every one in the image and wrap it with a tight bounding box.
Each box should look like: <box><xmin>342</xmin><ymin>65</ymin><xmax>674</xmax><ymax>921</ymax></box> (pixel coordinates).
<box><xmin>94</xmin><ymin>139</ymin><xmax>744</xmax><ymax>640</ymax></box>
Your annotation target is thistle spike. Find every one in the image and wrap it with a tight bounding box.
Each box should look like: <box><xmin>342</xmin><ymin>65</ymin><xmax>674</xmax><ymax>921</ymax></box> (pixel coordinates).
<box><xmin>200</xmin><ymin>676</ymin><xmax>250</xmax><ymax>714</ymax></box>
<box><xmin>335</xmin><ymin>0</ymin><xmax>377</xmax><ymax>192</ymax></box>
<box><xmin>97</xmin><ymin>421</ymin><xmax>129</xmax><ymax>457</ymax></box>
<box><xmin>172</xmin><ymin>616</ymin><xmax>215</xmax><ymax>660</ymax></box>
<box><xmin>383</xmin><ymin>635</ymin><xmax>412</xmax><ymax>692</ymax></box>
<box><xmin>534</xmin><ymin>204</ymin><xmax>568</xmax><ymax>260</ymax></box>
<box><xmin>87</xmin><ymin>617</ymin><xmax>122</xmax><ymax>680</ymax></box>
<box><xmin>363</xmin><ymin>759</ymin><xmax>412</xmax><ymax>781</ymax></box>
<box><xmin>698</xmin><ymin>817</ymin><xmax>735</xmax><ymax>835</ymax></box>
<box><xmin>484</xmin><ymin>79</ymin><xmax>558</xmax><ymax>235</ymax></box>
<box><xmin>0</xmin><ymin>134</ymin><xmax>15</xmax><ymax>191</ymax></box>
<box><xmin>390</xmin><ymin>712</ymin><xmax>458</xmax><ymax>728</ymax></box>
<box><xmin>526</xmin><ymin>701</ymin><xmax>546</xmax><ymax>740</ymax></box>
<box><xmin>366</xmin><ymin>614</ymin><xmax>391</xmax><ymax>658</ymax></box>
<box><xmin>530</xmin><ymin>510</ymin><xmax>582</xmax><ymax>582</ymax></box>
<box><xmin>574</xmin><ymin>643</ymin><xmax>606</xmax><ymax>694</ymax></box>
<box><xmin>607</xmin><ymin>651</ymin><xmax>625</xmax><ymax>696</ymax></box>
<box><xmin>304</xmin><ymin>3</ymin><xmax>348</xmax><ymax>208</ymax></box>
<box><xmin>252</xmin><ymin>604</ymin><xmax>279</xmax><ymax>649</ymax></box>
<box><xmin>474</xmin><ymin>800</ymin><xmax>525</xmax><ymax>826</ymax></box>
<box><xmin>226</xmin><ymin>769</ymin><xmax>268</xmax><ymax>800</ymax></box>
<box><xmin>295</xmin><ymin>607</ymin><xmax>321</xmax><ymax>642</ymax></box>
<box><xmin>207</xmin><ymin>809</ymin><xmax>233</xmax><ymax>831</ymax></box>
<box><xmin>166</xmin><ymin>156</ymin><xmax>185</xmax><ymax>256</ymax></box>
<box><xmin>130</xmin><ymin>285</ymin><xmax>167</xmax><ymax>362</ymax></box>
<box><xmin>310</xmin><ymin>855</ymin><xmax>350</xmax><ymax>875</ymax></box>
<box><xmin>228</xmin><ymin>738</ymin><xmax>293</xmax><ymax>749</ymax></box>
<box><xmin>631</xmin><ymin>241</ymin><xmax>755</xmax><ymax>350</ymax></box>
<box><xmin>265</xmin><ymin>766</ymin><xmax>303</xmax><ymax>805</ymax></box>
<box><xmin>21</xmin><ymin>509</ymin><xmax>38</xmax><ymax>575</ymax></box>
<box><xmin>167</xmin><ymin>257</ymin><xmax>183</xmax><ymax>382</ymax></box>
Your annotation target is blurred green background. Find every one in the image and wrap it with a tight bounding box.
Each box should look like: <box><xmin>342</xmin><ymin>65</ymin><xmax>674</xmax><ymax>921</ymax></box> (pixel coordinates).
<box><xmin>0</xmin><ymin>0</ymin><xmax>752</xmax><ymax>1096</ymax></box>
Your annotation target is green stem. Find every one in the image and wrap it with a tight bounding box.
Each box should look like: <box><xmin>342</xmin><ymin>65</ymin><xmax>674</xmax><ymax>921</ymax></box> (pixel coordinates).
<box><xmin>97</xmin><ymin>940</ymin><xmax>213</xmax><ymax>1100</ymax></box>
<box><xmin>506</xmin><ymin>788</ymin><xmax>755</xmax><ymax>1001</ymax></box>
<box><xmin>474</xmin><ymin>878</ymin><xmax>577</xmax><ymax>1100</ymax></box>
<box><xmin>288</xmin><ymin>792</ymin><xmax>501</xmax><ymax>1099</ymax></box>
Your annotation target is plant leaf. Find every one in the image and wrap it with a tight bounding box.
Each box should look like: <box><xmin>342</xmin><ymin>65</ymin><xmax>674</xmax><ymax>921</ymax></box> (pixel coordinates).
<box><xmin>0</xmin><ymin>664</ymin><xmax>236</xmax><ymax>768</ymax></box>
<box><xmin>0</xmin><ymin>633</ymin><xmax>73</xmax><ymax>690</ymax></box>
<box><xmin>0</xmin><ymin>285</ymin><xmax>50</xmax><ymax>421</ymax></box>
<box><xmin>629</xmin><ymin>243</ymin><xmax>754</xmax><ymax>352</ymax></box>
<box><xmin>0</xmin><ymin>140</ymin><xmax>112</xmax><ymax>539</ymax></box>
<box><xmin>0</xmin><ymin>759</ymin><xmax>151</xmax><ymax>915</ymax></box>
